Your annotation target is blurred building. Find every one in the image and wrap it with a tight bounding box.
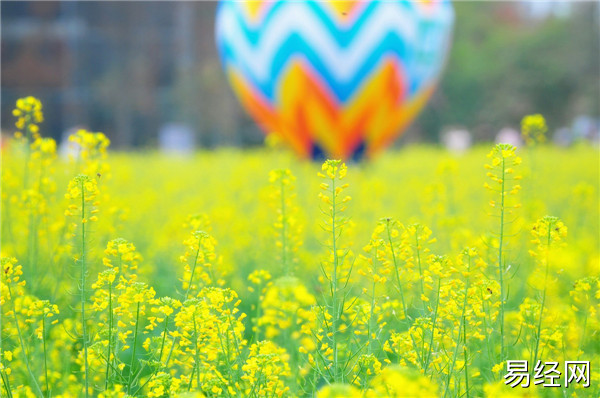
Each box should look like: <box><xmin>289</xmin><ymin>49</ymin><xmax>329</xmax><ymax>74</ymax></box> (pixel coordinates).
<box><xmin>1</xmin><ymin>1</ymin><xmax>259</xmax><ymax>148</ymax></box>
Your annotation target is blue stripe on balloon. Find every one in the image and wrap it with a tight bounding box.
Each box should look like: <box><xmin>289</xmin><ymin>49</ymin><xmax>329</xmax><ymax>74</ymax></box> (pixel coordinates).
<box><xmin>218</xmin><ymin>0</ymin><xmax>416</xmax><ymax>49</ymax></box>
<box><xmin>216</xmin><ymin>0</ymin><xmax>453</xmax><ymax>102</ymax></box>
<box><xmin>219</xmin><ymin>31</ymin><xmax>433</xmax><ymax>103</ymax></box>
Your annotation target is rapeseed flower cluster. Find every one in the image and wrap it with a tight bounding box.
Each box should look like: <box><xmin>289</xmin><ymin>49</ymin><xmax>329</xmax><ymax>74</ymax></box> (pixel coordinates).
<box><xmin>13</xmin><ymin>96</ymin><xmax>43</xmax><ymax>140</ymax></box>
<box><xmin>521</xmin><ymin>114</ymin><xmax>548</xmax><ymax>146</ymax></box>
<box><xmin>180</xmin><ymin>230</ymin><xmax>226</xmax><ymax>298</ymax></box>
<box><xmin>69</xmin><ymin>129</ymin><xmax>111</xmax><ymax>178</ymax></box>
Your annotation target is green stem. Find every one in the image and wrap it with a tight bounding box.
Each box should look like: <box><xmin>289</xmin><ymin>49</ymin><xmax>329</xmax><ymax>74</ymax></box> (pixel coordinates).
<box><xmin>532</xmin><ymin>223</ymin><xmax>552</xmax><ymax>369</ymax></box>
<box><xmin>386</xmin><ymin>220</ymin><xmax>408</xmax><ymax>322</ymax></box>
<box><xmin>498</xmin><ymin>157</ymin><xmax>506</xmax><ymax>360</ymax></box>
<box><xmin>443</xmin><ymin>257</ymin><xmax>470</xmax><ymax>398</ymax></box>
<box><xmin>330</xmin><ymin>176</ymin><xmax>339</xmax><ymax>383</ymax></box>
<box><xmin>7</xmin><ymin>284</ymin><xmax>44</xmax><ymax>396</ymax></box>
<box><xmin>28</xmin><ymin>156</ymin><xmax>46</xmax><ymax>291</ymax></box>
<box><xmin>22</xmin><ymin>126</ymin><xmax>32</xmax><ymax>190</ymax></box>
<box><xmin>105</xmin><ymin>281</ymin><xmax>113</xmax><ymax>389</ymax></box>
<box><xmin>184</xmin><ymin>244</ymin><xmax>202</xmax><ymax>300</ymax></box>
<box><xmin>215</xmin><ymin>321</ymin><xmax>237</xmax><ymax>396</ymax></box>
<box><xmin>159</xmin><ymin>316</ymin><xmax>169</xmax><ymax>365</ymax></box>
<box><xmin>254</xmin><ymin>288</ymin><xmax>262</xmax><ymax>342</ymax></box>
<box><xmin>479</xmin><ymin>290</ymin><xmax>494</xmax><ymax>369</ymax></box>
<box><xmin>131</xmin><ymin>316</ymin><xmax>170</xmax><ymax>396</ymax></box>
<box><xmin>423</xmin><ymin>278</ymin><xmax>441</xmax><ymax>374</ymax></box>
<box><xmin>385</xmin><ymin>220</ymin><xmax>424</xmax><ymax>371</ymax></box>
<box><xmin>443</xmin><ymin>316</ymin><xmax>466</xmax><ymax>398</ymax></box>
<box><xmin>193</xmin><ymin>315</ymin><xmax>201</xmax><ymax>390</ymax></box>
<box><xmin>0</xmin><ymin>282</ymin><xmax>11</xmax><ymax>398</ymax></box>
<box><xmin>27</xmin><ymin>211</ymin><xmax>36</xmax><ymax>289</ymax></box>
<box><xmin>187</xmin><ymin>364</ymin><xmax>196</xmax><ymax>391</ymax></box>
<box><xmin>280</xmin><ymin>178</ymin><xmax>288</xmax><ymax>274</ymax></box>
<box><xmin>164</xmin><ymin>240</ymin><xmax>202</xmax><ymax>369</ymax></box>
<box><xmin>42</xmin><ymin>316</ymin><xmax>49</xmax><ymax>397</ymax></box>
<box><xmin>367</xmin><ymin>278</ymin><xmax>377</xmax><ymax>356</ymax></box>
<box><xmin>463</xmin><ymin>317</ymin><xmax>470</xmax><ymax>398</ymax></box>
<box><xmin>126</xmin><ymin>302</ymin><xmax>141</xmax><ymax>393</ymax></box>
<box><xmin>415</xmin><ymin>231</ymin><xmax>426</xmax><ymax>312</ymax></box>
<box><xmin>80</xmin><ymin>180</ymin><xmax>89</xmax><ymax>398</ymax></box>
<box><xmin>225</xmin><ymin>312</ymin><xmax>244</xmax><ymax>380</ymax></box>
<box><xmin>1</xmin><ymin>370</ymin><xmax>13</xmax><ymax>398</ymax></box>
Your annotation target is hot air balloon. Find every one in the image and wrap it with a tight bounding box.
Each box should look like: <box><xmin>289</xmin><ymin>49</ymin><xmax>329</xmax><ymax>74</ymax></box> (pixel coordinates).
<box><xmin>216</xmin><ymin>0</ymin><xmax>454</xmax><ymax>160</ymax></box>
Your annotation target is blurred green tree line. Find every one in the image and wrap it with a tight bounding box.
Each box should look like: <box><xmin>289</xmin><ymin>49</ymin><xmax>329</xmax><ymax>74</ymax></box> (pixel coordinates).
<box><xmin>416</xmin><ymin>1</ymin><xmax>599</xmax><ymax>142</ymax></box>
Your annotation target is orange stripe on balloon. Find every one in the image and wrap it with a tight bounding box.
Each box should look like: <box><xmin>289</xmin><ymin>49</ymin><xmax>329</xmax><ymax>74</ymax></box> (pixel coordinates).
<box><xmin>367</xmin><ymin>84</ymin><xmax>435</xmax><ymax>156</ymax></box>
<box><xmin>279</xmin><ymin>60</ymin><xmax>342</xmax><ymax>156</ymax></box>
<box><xmin>342</xmin><ymin>58</ymin><xmax>407</xmax><ymax>157</ymax></box>
<box><xmin>228</xmin><ymin>67</ymin><xmax>311</xmax><ymax>156</ymax></box>
<box><xmin>229</xmin><ymin>58</ymin><xmax>432</xmax><ymax>159</ymax></box>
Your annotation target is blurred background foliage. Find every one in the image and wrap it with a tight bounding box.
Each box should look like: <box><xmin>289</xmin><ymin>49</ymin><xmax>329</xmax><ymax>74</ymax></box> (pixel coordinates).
<box><xmin>429</xmin><ymin>1</ymin><xmax>599</xmax><ymax>142</ymax></box>
<box><xmin>1</xmin><ymin>1</ymin><xmax>598</xmax><ymax>148</ymax></box>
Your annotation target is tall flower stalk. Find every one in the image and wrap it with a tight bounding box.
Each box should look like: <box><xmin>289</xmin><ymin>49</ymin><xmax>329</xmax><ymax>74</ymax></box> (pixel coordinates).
<box><xmin>484</xmin><ymin>144</ymin><xmax>522</xmax><ymax>360</ymax></box>
<box><xmin>317</xmin><ymin>160</ymin><xmax>351</xmax><ymax>383</ymax></box>
<box><xmin>65</xmin><ymin>175</ymin><xmax>100</xmax><ymax>397</ymax></box>
<box><xmin>383</xmin><ymin>218</ymin><xmax>408</xmax><ymax>322</ymax></box>
<box><xmin>530</xmin><ymin>216</ymin><xmax>566</xmax><ymax>368</ymax></box>
<box><xmin>269</xmin><ymin>169</ymin><xmax>301</xmax><ymax>275</ymax></box>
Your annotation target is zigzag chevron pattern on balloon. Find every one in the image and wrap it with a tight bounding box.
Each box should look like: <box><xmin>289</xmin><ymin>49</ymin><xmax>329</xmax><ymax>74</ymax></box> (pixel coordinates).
<box><xmin>216</xmin><ymin>0</ymin><xmax>454</xmax><ymax>159</ymax></box>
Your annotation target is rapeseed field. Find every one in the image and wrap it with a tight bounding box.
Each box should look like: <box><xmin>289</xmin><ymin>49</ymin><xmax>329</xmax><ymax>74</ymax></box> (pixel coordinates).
<box><xmin>1</xmin><ymin>97</ymin><xmax>598</xmax><ymax>397</ymax></box>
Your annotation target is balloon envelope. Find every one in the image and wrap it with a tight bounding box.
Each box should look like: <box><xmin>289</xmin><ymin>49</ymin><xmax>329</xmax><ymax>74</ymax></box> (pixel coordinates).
<box><xmin>216</xmin><ymin>0</ymin><xmax>454</xmax><ymax>159</ymax></box>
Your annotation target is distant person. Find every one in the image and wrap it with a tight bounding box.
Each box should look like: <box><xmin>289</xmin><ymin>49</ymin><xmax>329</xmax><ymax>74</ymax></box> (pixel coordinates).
<box><xmin>158</xmin><ymin>123</ymin><xmax>195</xmax><ymax>155</ymax></box>
<box><xmin>441</xmin><ymin>128</ymin><xmax>472</xmax><ymax>153</ymax></box>
<box><xmin>496</xmin><ymin>127</ymin><xmax>523</xmax><ymax>147</ymax></box>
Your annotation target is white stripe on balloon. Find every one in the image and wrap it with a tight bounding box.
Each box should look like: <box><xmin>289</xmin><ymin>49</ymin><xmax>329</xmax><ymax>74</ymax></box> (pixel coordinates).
<box><xmin>216</xmin><ymin>2</ymin><xmax>454</xmax><ymax>84</ymax></box>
